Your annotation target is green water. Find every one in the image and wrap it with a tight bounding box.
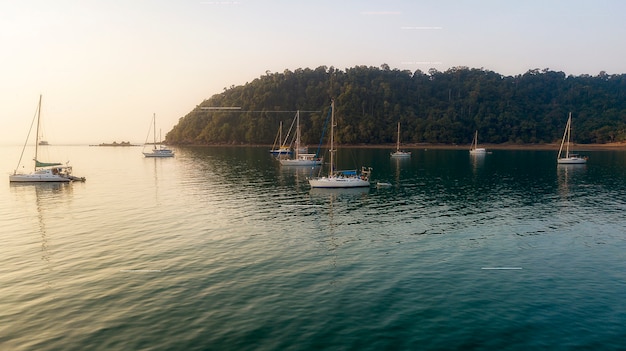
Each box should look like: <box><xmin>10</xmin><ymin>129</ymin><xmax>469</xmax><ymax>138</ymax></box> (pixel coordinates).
<box><xmin>1</xmin><ymin>146</ymin><xmax>625</xmax><ymax>350</ymax></box>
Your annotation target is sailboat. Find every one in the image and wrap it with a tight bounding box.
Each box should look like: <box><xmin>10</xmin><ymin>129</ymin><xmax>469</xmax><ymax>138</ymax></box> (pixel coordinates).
<box><xmin>269</xmin><ymin>121</ymin><xmax>292</xmax><ymax>155</ymax></box>
<box><xmin>280</xmin><ymin>110</ymin><xmax>323</xmax><ymax>166</ymax></box>
<box><xmin>38</xmin><ymin>119</ymin><xmax>49</xmax><ymax>145</ymax></box>
<box><xmin>390</xmin><ymin>121</ymin><xmax>411</xmax><ymax>158</ymax></box>
<box><xmin>308</xmin><ymin>100</ymin><xmax>372</xmax><ymax>188</ymax></box>
<box><xmin>557</xmin><ymin>112</ymin><xmax>587</xmax><ymax>164</ymax></box>
<box><xmin>10</xmin><ymin>95</ymin><xmax>85</xmax><ymax>182</ymax></box>
<box><xmin>469</xmin><ymin>130</ymin><xmax>486</xmax><ymax>154</ymax></box>
<box><xmin>143</xmin><ymin>113</ymin><xmax>174</xmax><ymax>158</ymax></box>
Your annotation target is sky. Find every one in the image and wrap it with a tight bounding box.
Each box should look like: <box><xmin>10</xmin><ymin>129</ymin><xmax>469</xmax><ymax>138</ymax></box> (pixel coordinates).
<box><xmin>1</xmin><ymin>0</ymin><xmax>625</xmax><ymax>145</ymax></box>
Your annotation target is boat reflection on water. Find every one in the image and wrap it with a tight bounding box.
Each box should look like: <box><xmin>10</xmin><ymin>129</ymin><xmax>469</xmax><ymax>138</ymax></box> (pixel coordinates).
<box><xmin>470</xmin><ymin>151</ymin><xmax>486</xmax><ymax>175</ymax></box>
<box><xmin>557</xmin><ymin>163</ymin><xmax>587</xmax><ymax>198</ymax></box>
<box><xmin>9</xmin><ymin>180</ymin><xmax>74</xmax><ymax>194</ymax></box>
<box><xmin>10</xmin><ymin>182</ymin><xmax>74</xmax><ymax>293</ymax></box>
<box><xmin>276</xmin><ymin>163</ymin><xmax>318</xmax><ymax>188</ymax></box>
<box><xmin>390</xmin><ymin>152</ymin><xmax>411</xmax><ymax>186</ymax></box>
<box><xmin>309</xmin><ymin>186</ymin><xmax>370</xmax><ymax>197</ymax></box>
<box><xmin>307</xmin><ymin>186</ymin><xmax>370</xmax><ymax>285</ymax></box>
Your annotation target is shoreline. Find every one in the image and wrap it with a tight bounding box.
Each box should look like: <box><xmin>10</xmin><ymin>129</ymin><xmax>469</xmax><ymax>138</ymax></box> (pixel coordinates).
<box><xmin>171</xmin><ymin>142</ymin><xmax>626</xmax><ymax>151</ymax></box>
<box><xmin>370</xmin><ymin>142</ymin><xmax>626</xmax><ymax>151</ymax></box>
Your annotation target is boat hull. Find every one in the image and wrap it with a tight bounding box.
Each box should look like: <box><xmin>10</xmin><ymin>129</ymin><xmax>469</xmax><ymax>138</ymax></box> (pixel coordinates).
<box><xmin>143</xmin><ymin>150</ymin><xmax>174</xmax><ymax>157</ymax></box>
<box><xmin>280</xmin><ymin>154</ymin><xmax>322</xmax><ymax>166</ymax></box>
<box><xmin>269</xmin><ymin>149</ymin><xmax>292</xmax><ymax>155</ymax></box>
<box><xmin>9</xmin><ymin>166</ymin><xmax>81</xmax><ymax>182</ymax></box>
<box><xmin>9</xmin><ymin>174</ymin><xmax>72</xmax><ymax>182</ymax></box>
<box><xmin>390</xmin><ymin>151</ymin><xmax>411</xmax><ymax>158</ymax></box>
<box><xmin>308</xmin><ymin>177</ymin><xmax>370</xmax><ymax>188</ymax></box>
<box><xmin>143</xmin><ymin>154</ymin><xmax>174</xmax><ymax>158</ymax></box>
<box><xmin>557</xmin><ymin>157</ymin><xmax>587</xmax><ymax>164</ymax></box>
<box><xmin>280</xmin><ymin>159</ymin><xmax>322</xmax><ymax>166</ymax></box>
<box><xmin>470</xmin><ymin>148</ymin><xmax>486</xmax><ymax>154</ymax></box>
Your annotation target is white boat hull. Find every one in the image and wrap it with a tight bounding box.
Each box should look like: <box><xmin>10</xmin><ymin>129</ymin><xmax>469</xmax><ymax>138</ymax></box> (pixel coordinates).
<box><xmin>308</xmin><ymin>176</ymin><xmax>370</xmax><ymax>188</ymax></box>
<box><xmin>143</xmin><ymin>149</ymin><xmax>174</xmax><ymax>157</ymax></box>
<box><xmin>390</xmin><ymin>151</ymin><xmax>411</xmax><ymax>158</ymax></box>
<box><xmin>280</xmin><ymin>159</ymin><xmax>322</xmax><ymax>166</ymax></box>
<box><xmin>557</xmin><ymin>157</ymin><xmax>587</xmax><ymax>164</ymax></box>
<box><xmin>9</xmin><ymin>171</ymin><xmax>72</xmax><ymax>182</ymax></box>
<box><xmin>280</xmin><ymin>154</ymin><xmax>322</xmax><ymax>166</ymax></box>
<box><xmin>470</xmin><ymin>148</ymin><xmax>486</xmax><ymax>154</ymax></box>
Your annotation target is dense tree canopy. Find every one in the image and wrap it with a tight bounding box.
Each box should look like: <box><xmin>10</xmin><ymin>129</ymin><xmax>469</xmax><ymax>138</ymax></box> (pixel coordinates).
<box><xmin>166</xmin><ymin>65</ymin><xmax>626</xmax><ymax>146</ymax></box>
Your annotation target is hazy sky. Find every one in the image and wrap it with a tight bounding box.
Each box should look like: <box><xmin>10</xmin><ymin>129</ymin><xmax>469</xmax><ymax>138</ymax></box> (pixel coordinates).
<box><xmin>1</xmin><ymin>0</ymin><xmax>625</xmax><ymax>145</ymax></box>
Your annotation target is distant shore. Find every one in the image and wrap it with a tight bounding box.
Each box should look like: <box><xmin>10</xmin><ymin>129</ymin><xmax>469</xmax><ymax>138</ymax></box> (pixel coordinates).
<box><xmin>362</xmin><ymin>142</ymin><xmax>626</xmax><ymax>151</ymax></box>
<box><xmin>173</xmin><ymin>142</ymin><xmax>626</xmax><ymax>151</ymax></box>
<box><xmin>91</xmin><ymin>141</ymin><xmax>139</xmax><ymax>147</ymax></box>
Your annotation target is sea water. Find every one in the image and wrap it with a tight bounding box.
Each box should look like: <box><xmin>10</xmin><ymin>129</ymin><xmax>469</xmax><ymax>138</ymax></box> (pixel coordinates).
<box><xmin>1</xmin><ymin>145</ymin><xmax>625</xmax><ymax>350</ymax></box>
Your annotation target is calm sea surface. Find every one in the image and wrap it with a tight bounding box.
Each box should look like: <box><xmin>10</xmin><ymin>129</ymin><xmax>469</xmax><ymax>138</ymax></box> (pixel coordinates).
<box><xmin>1</xmin><ymin>145</ymin><xmax>626</xmax><ymax>350</ymax></box>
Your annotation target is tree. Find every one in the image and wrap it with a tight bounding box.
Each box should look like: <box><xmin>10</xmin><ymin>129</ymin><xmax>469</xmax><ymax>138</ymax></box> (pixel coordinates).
<box><xmin>166</xmin><ymin>66</ymin><xmax>626</xmax><ymax>145</ymax></box>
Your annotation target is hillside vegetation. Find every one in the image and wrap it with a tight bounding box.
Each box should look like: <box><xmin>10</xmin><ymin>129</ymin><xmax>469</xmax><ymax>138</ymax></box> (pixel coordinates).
<box><xmin>166</xmin><ymin>65</ymin><xmax>626</xmax><ymax>146</ymax></box>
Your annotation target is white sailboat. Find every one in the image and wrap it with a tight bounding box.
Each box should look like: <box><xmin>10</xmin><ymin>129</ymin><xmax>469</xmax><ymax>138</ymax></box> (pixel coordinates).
<box><xmin>308</xmin><ymin>100</ymin><xmax>372</xmax><ymax>188</ymax></box>
<box><xmin>390</xmin><ymin>121</ymin><xmax>411</xmax><ymax>158</ymax></box>
<box><xmin>10</xmin><ymin>95</ymin><xmax>85</xmax><ymax>182</ymax></box>
<box><xmin>557</xmin><ymin>112</ymin><xmax>587</xmax><ymax>164</ymax></box>
<box><xmin>469</xmin><ymin>130</ymin><xmax>486</xmax><ymax>154</ymax></box>
<box><xmin>143</xmin><ymin>113</ymin><xmax>174</xmax><ymax>158</ymax></box>
<box><xmin>280</xmin><ymin>110</ymin><xmax>323</xmax><ymax>166</ymax></box>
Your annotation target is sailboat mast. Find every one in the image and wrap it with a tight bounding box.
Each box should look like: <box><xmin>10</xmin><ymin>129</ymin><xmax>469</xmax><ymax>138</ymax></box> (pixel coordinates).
<box><xmin>329</xmin><ymin>100</ymin><xmax>335</xmax><ymax>177</ymax></box>
<box><xmin>474</xmin><ymin>130</ymin><xmax>478</xmax><ymax>149</ymax></box>
<box><xmin>152</xmin><ymin>113</ymin><xmax>157</xmax><ymax>150</ymax></box>
<box><xmin>281</xmin><ymin>121</ymin><xmax>289</xmax><ymax>147</ymax></box>
<box><xmin>558</xmin><ymin>120</ymin><xmax>566</xmax><ymax>158</ymax></box>
<box><xmin>397</xmin><ymin>122</ymin><xmax>401</xmax><ymax>151</ymax></box>
<box><xmin>566</xmin><ymin>112</ymin><xmax>572</xmax><ymax>157</ymax></box>
<box><xmin>34</xmin><ymin>94</ymin><xmax>42</xmax><ymax>171</ymax></box>
<box><xmin>557</xmin><ymin>112</ymin><xmax>571</xmax><ymax>159</ymax></box>
<box><xmin>295</xmin><ymin>110</ymin><xmax>300</xmax><ymax>158</ymax></box>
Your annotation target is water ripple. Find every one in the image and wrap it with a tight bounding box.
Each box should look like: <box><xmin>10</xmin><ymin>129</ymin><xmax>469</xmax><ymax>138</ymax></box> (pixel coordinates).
<box><xmin>2</xmin><ymin>147</ymin><xmax>626</xmax><ymax>350</ymax></box>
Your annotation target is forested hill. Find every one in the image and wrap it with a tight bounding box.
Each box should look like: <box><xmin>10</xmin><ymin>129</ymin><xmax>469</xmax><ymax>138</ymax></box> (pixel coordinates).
<box><xmin>165</xmin><ymin>65</ymin><xmax>626</xmax><ymax>146</ymax></box>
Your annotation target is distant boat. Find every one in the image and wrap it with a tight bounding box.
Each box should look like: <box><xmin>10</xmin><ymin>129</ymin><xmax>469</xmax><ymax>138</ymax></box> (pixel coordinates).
<box><xmin>557</xmin><ymin>112</ymin><xmax>587</xmax><ymax>164</ymax></box>
<box><xmin>280</xmin><ymin>110</ymin><xmax>323</xmax><ymax>166</ymax></box>
<box><xmin>308</xmin><ymin>100</ymin><xmax>372</xmax><ymax>188</ymax></box>
<box><xmin>469</xmin><ymin>130</ymin><xmax>486</xmax><ymax>154</ymax></box>
<box><xmin>143</xmin><ymin>113</ymin><xmax>174</xmax><ymax>158</ymax></box>
<box><xmin>10</xmin><ymin>95</ymin><xmax>85</xmax><ymax>182</ymax></box>
<box><xmin>38</xmin><ymin>116</ymin><xmax>49</xmax><ymax>145</ymax></box>
<box><xmin>269</xmin><ymin>121</ymin><xmax>292</xmax><ymax>155</ymax></box>
<box><xmin>390</xmin><ymin>121</ymin><xmax>411</xmax><ymax>158</ymax></box>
